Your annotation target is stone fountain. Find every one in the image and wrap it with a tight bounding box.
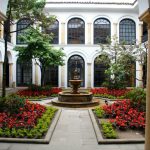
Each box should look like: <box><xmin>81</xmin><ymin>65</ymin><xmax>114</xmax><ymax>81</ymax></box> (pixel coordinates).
<box><xmin>52</xmin><ymin>62</ymin><xmax>99</xmax><ymax>107</ymax></box>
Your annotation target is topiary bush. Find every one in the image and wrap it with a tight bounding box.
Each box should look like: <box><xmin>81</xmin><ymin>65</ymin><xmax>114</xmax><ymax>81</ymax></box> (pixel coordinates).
<box><xmin>28</xmin><ymin>84</ymin><xmax>52</xmax><ymax>91</ymax></box>
<box><xmin>124</xmin><ymin>88</ymin><xmax>146</xmax><ymax>111</ymax></box>
<box><xmin>0</xmin><ymin>94</ymin><xmax>25</xmax><ymax>114</ymax></box>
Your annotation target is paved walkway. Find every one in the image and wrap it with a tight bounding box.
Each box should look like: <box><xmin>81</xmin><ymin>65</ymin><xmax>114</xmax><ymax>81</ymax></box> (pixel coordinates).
<box><xmin>0</xmin><ymin>109</ymin><xmax>144</xmax><ymax>150</ymax></box>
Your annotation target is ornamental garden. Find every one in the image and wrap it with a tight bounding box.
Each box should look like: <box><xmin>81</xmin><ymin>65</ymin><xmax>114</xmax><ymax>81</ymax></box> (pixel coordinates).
<box><xmin>0</xmin><ymin>85</ymin><xmax>146</xmax><ymax>141</ymax></box>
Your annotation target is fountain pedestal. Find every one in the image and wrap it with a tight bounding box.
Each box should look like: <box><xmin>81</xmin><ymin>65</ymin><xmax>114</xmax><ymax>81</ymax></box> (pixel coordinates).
<box><xmin>69</xmin><ymin>80</ymin><xmax>82</xmax><ymax>94</ymax></box>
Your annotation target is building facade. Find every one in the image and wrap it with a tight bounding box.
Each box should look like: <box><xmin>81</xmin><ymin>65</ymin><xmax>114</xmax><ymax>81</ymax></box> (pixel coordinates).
<box><xmin>0</xmin><ymin>0</ymin><xmax>147</xmax><ymax>88</ymax></box>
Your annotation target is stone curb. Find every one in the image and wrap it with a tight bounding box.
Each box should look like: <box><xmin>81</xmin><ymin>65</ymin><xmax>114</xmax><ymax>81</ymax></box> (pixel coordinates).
<box><xmin>0</xmin><ymin>109</ymin><xmax>62</xmax><ymax>144</ymax></box>
<box><xmin>88</xmin><ymin>109</ymin><xmax>145</xmax><ymax>144</ymax></box>
<box><xmin>28</xmin><ymin>97</ymin><xmax>54</xmax><ymax>101</ymax></box>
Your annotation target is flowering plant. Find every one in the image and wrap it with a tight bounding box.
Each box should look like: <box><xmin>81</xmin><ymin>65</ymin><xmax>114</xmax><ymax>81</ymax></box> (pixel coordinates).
<box><xmin>102</xmin><ymin>100</ymin><xmax>145</xmax><ymax>129</ymax></box>
<box><xmin>0</xmin><ymin>101</ymin><xmax>46</xmax><ymax>129</ymax></box>
<box><xmin>95</xmin><ymin>100</ymin><xmax>145</xmax><ymax>130</ymax></box>
<box><xmin>17</xmin><ymin>87</ymin><xmax>62</xmax><ymax>98</ymax></box>
<box><xmin>90</xmin><ymin>88</ymin><xmax>130</xmax><ymax>98</ymax></box>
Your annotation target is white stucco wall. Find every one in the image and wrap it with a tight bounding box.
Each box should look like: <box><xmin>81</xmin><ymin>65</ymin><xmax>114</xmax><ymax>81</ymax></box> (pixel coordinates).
<box><xmin>0</xmin><ymin>1</ymin><xmax>147</xmax><ymax>88</ymax></box>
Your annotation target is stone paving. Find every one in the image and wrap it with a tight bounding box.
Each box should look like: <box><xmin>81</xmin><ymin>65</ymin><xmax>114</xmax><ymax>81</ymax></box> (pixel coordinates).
<box><xmin>0</xmin><ymin>109</ymin><xmax>144</xmax><ymax>150</ymax></box>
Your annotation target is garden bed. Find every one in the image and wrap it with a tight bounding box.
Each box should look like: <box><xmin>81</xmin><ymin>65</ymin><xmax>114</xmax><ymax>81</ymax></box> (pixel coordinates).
<box><xmin>89</xmin><ymin>98</ymin><xmax>145</xmax><ymax>144</ymax></box>
<box><xmin>0</xmin><ymin>99</ymin><xmax>61</xmax><ymax>143</ymax></box>
<box><xmin>16</xmin><ymin>85</ymin><xmax>61</xmax><ymax>100</ymax></box>
<box><xmin>90</xmin><ymin>88</ymin><xmax>131</xmax><ymax>99</ymax></box>
<box><xmin>89</xmin><ymin>110</ymin><xmax>145</xmax><ymax>144</ymax></box>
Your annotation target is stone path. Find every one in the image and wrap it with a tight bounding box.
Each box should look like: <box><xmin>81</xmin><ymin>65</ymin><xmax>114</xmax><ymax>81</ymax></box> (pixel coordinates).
<box><xmin>0</xmin><ymin>109</ymin><xmax>144</xmax><ymax>150</ymax></box>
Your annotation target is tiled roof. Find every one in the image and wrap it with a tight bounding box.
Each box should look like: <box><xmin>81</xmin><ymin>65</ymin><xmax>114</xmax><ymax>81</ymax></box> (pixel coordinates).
<box><xmin>46</xmin><ymin>0</ymin><xmax>137</xmax><ymax>5</ymax></box>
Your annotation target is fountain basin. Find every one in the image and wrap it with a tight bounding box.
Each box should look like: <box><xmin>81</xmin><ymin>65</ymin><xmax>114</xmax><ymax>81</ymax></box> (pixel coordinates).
<box><xmin>58</xmin><ymin>91</ymin><xmax>93</xmax><ymax>102</ymax></box>
<box><xmin>69</xmin><ymin>80</ymin><xmax>82</xmax><ymax>94</ymax></box>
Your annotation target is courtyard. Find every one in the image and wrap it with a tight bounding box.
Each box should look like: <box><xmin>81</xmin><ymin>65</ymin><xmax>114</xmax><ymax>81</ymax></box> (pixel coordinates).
<box><xmin>0</xmin><ymin>0</ymin><xmax>150</xmax><ymax>149</ymax></box>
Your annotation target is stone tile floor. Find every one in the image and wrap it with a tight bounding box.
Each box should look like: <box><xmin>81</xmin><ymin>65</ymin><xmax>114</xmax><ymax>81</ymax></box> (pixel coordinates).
<box><xmin>0</xmin><ymin>109</ymin><xmax>144</xmax><ymax>150</ymax></box>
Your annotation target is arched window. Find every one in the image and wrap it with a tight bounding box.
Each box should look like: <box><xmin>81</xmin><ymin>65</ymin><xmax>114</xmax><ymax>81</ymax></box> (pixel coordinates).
<box><xmin>45</xmin><ymin>65</ymin><xmax>58</xmax><ymax>87</ymax></box>
<box><xmin>16</xmin><ymin>18</ymin><xmax>30</xmax><ymax>44</ymax></box>
<box><xmin>119</xmin><ymin>19</ymin><xmax>136</xmax><ymax>44</ymax></box>
<box><xmin>44</xmin><ymin>20</ymin><xmax>59</xmax><ymax>44</ymax></box>
<box><xmin>68</xmin><ymin>18</ymin><xmax>85</xmax><ymax>44</ymax></box>
<box><xmin>68</xmin><ymin>55</ymin><xmax>85</xmax><ymax>87</ymax></box>
<box><xmin>94</xmin><ymin>18</ymin><xmax>111</xmax><ymax>44</ymax></box>
<box><xmin>94</xmin><ymin>55</ymin><xmax>109</xmax><ymax>87</ymax></box>
<box><xmin>16</xmin><ymin>59</ymin><xmax>32</xmax><ymax>86</ymax></box>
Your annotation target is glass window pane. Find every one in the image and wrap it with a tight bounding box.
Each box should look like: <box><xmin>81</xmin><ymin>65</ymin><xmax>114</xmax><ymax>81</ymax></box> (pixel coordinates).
<box><xmin>68</xmin><ymin>55</ymin><xmax>85</xmax><ymax>87</ymax></box>
<box><xmin>68</xmin><ymin>18</ymin><xmax>85</xmax><ymax>44</ymax></box>
<box><xmin>119</xmin><ymin>19</ymin><xmax>136</xmax><ymax>44</ymax></box>
<box><xmin>16</xmin><ymin>59</ymin><xmax>32</xmax><ymax>86</ymax></box>
<box><xmin>16</xmin><ymin>18</ymin><xmax>30</xmax><ymax>45</ymax></box>
<box><xmin>45</xmin><ymin>65</ymin><xmax>58</xmax><ymax>86</ymax></box>
<box><xmin>44</xmin><ymin>20</ymin><xmax>59</xmax><ymax>44</ymax></box>
<box><xmin>94</xmin><ymin>18</ymin><xmax>111</xmax><ymax>44</ymax></box>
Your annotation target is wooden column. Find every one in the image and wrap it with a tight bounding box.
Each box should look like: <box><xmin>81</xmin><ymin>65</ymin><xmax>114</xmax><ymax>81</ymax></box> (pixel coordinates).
<box><xmin>139</xmin><ymin>23</ymin><xmax>143</xmax><ymax>43</ymax></box>
<box><xmin>0</xmin><ymin>62</ymin><xmax>3</xmax><ymax>88</ymax></box>
<box><xmin>139</xmin><ymin>9</ymin><xmax>150</xmax><ymax>150</ymax></box>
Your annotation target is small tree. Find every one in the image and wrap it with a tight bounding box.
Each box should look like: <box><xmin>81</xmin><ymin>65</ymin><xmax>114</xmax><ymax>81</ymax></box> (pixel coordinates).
<box><xmin>1</xmin><ymin>0</ymin><xmax>56</xmax><ymax>97</ymax></box>
<box><xmin>14</xmin><ymin>27</ymin><xmax>65</xmax><ymax>86</ymax></box>
<box><xmin>133</xmin><ymin>42</ymin><xmax>147</xmax><ymax>87</ymax></box>
<box><xmin>97</xmin><ymin>36</ymin><xmax>146</xmax><ymax>89</ymax></box>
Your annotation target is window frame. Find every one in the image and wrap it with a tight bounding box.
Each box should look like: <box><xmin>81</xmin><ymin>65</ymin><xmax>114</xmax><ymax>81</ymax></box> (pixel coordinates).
<box><xmin>67</xmin><ymin>18</ymin><xmax>85</xmax><ymax>44</ymax></box>
<box><xmin>94</xmin><ymin>18</ymin><xmax>111</xmax><ymax>44</ymax></box>
<box><xmin>119</xmin><ymin>18</ymin><xmax>136</xmax><ymax>45</ymax></box>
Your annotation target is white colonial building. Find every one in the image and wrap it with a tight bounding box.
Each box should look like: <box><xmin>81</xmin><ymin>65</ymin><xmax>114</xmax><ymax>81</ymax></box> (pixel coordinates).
<box><xmin>0</xmin><ymin>0</ymin><xmax>148</xmax><ymax>88</ymax></box>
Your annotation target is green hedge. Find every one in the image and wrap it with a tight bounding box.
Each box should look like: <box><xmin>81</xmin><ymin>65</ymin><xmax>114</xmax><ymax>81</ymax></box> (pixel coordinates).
<box><xmin>101</xmin><ymin>121</ymin><xmax>117</xmax><ymax>139</ymax></box>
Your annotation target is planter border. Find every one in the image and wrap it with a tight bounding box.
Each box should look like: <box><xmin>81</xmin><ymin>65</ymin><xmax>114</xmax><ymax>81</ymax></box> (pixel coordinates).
<box><xmin>0</xmin><ymin>109</ymin><xmax>62</xmax><ymax>144</ymax></box>
<box><xmin>88</xmin><ymin>109</ymin><xmax>145</xmax><ymax>144</ymax></box>
<box><xmin>94</xmin><ymin>97</ymin><xmax>124</xmax><ymax>101</ymax></box>
<box><xmin>26</xmin><ymin>96</ymin><xmax>55</xmax><ymax>101</ymax></box>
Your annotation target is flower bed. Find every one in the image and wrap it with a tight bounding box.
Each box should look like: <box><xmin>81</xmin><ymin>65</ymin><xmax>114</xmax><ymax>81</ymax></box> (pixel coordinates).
<box><xmin>93</xmin><ymin>100</ymin><xmax>145</xmax><ymax>139</ymax></box>
<box><xmin>90</xmin><ymin>88</ymin><xmax>131</xmax><ymax>99</ymax></box>
<box><xmin>0</xmin><ymin>101</ymin><xmax>57</xmax><ymax>138</ymax></box>
<box><xmin>17</xmin><ymin>87</ymin><xmax>62</xmax><ymax>99</ymax></box>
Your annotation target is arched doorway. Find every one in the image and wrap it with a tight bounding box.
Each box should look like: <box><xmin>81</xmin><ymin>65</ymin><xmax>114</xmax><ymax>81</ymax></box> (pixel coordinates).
<box><xmin>94</xmin><ymin>55</ymin><xmax>109</xmax><ymax>87</ymax></box>
<box><xmin>45</xmin><ymin>65</ymin><xmax>58</xmax><ymax>87</ymax></box>
<box><xmin>16</xmin><ymin>59</ymin><xmax>32</xmax><ymax>86</ymax></box>
<box><xmin>68</xmin><ymin>55</ymin><xmax>85</xmax><ymax>87</ymax></box>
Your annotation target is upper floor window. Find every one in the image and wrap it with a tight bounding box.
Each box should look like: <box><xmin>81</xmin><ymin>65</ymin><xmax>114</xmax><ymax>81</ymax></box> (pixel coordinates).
<box><xmin>16</xmin><ymin>18</ymin><xmax>30</xmax><ymax>44</ymax></box>
<box><xmin>119</xmin><ymin>19</ymin><xmax>136</xmax><ymax>44</ymax></box>
<box><xmin>94</xmin><ymin>18</ymin><xmax>111</xmax><ymax>44</ymax></box>
<box><xmin>44</xmin><ymin>20</ymin><xmax>59</xmax><ymax>44</ymax></box>
<box><xmin>68</xmin><ymin>18</ymin><xmax>85</xmax><ymax>44</ymax></box>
